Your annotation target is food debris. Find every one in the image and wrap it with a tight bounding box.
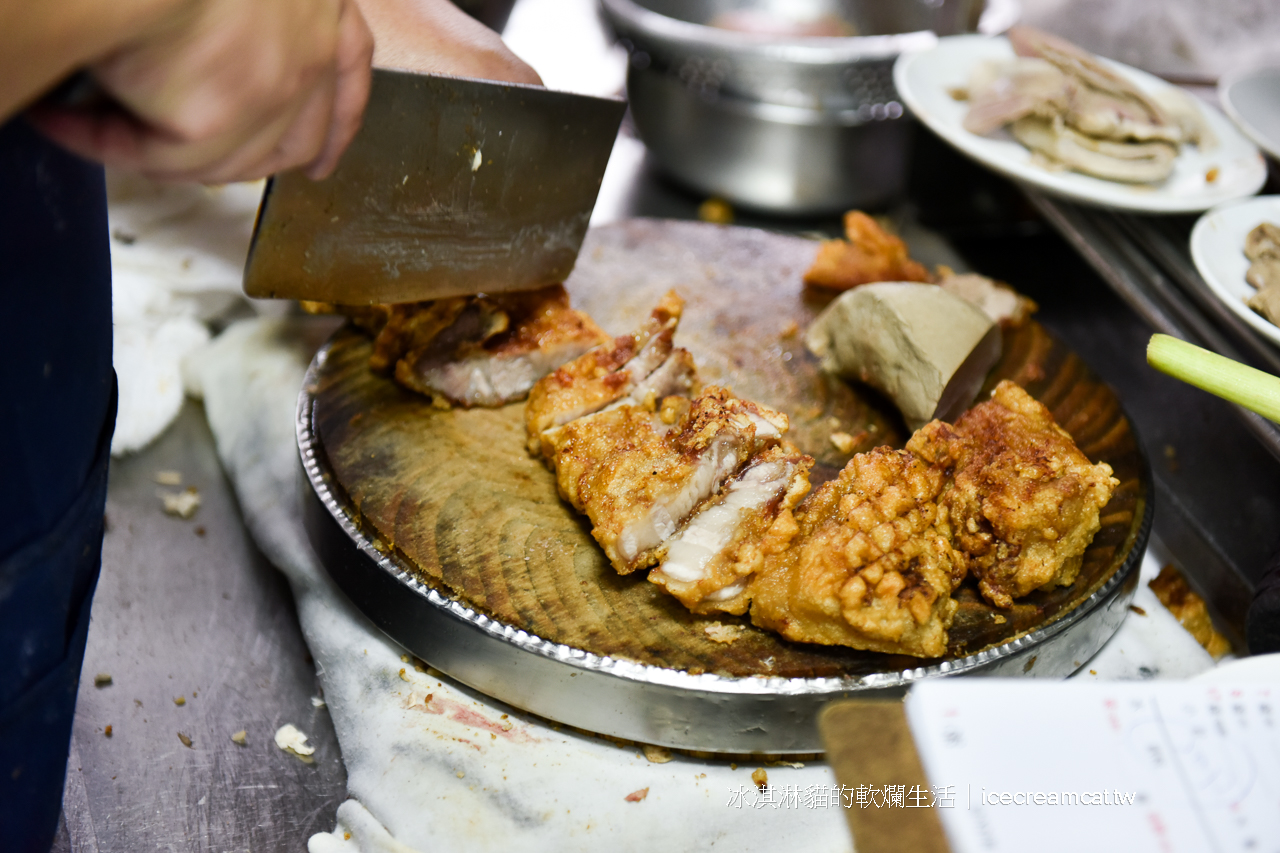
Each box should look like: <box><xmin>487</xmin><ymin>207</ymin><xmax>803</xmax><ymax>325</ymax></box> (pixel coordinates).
<box><xmin>625</xmin><ymin>787</ymin><xmax>650</xmax><ymax>802</ymax></box>
<box><xmin>1089</xmin><ymin>669</ymin><xmax>1097</xmax><ymax>675</ymax></box>
<box><xmin>1149</xmin><ymin>564</ymin><xmax>1232</xmax><ymax>658</ymax></box>
<box><xmin>311</xmin><ymin>696</ymin><xmax>326</xmax><ymax>709</ymax></box>
<box><xmin>160</xmin><ymin>487</ymin><xmax>200</xmax><ymax>519</ymax></box>
<box><xmin>93</xmin><ymin>673</ymin><xmax>112</xmax><ymax>687</ymax></box>
<box><xmin>642</xmin><ymin>745</ymin><xmax>672</xmax><ymax>764</ymax></box>
<box><xmin>275</xmin><ymin>724</ymin><xmax>316</xmax><ymax>762</ymax></box>
<box><xmin>780</xmin><ymin>320</ymin><xmax>800</xmax><ymax>338</ymax></box>
<box><xmin>401</xmin><ymin>654</ymin><xmax>410</xmax><ymax>663</ymax></box>
<box><xmin>177</xmin><ymin>732</ymin><xmax>193</xmax><ymax>748</ymax></box>
<box><xmin>1130</xmin><ymin>604</ymin><xmax>1147</xmax><ymax>616</ymax></box>
<box><xmin>703</xmin><ymin>622</ymin><xmax>745</xmax><ymax>644</ymax></box>
<box><xmin>398</xmin><ymin>668</ymin><xmax>410</xmax><ymax>682</ymax></box>
<box><xmin>829</xmin><ymin>431</ymin><xmax>857</xmax><ymax>454</ymax></box>
<box><xmin>174</xmin><ymin>696</ymin><xmax>185</xmax><ymax>706</ymax></box>
<box><xmin>767</xmin><ymin>760</ymin><xmax>805</xmax><ymax>769</ymax></box>
<box><xmin>231</xmin><ymin>730</ymin><xmax>248</xmax><ymax>746</ymax></box>
<box><xmin>752</xmin><ymin>768</ymin><xmax>768</xmax><ymax>790</ymax></box>
<box><xmin>992</xmin><ymin>614</ymin><xmax>1007</xmax><ymax>624</ymax></box>
<box><xmin>456</xmin><ymin>771</ymin><xmax>466</xmax><ymax>779</ymax></box>
<box><xmin>154</xmin><ymin>470</ymin><xmax>182</xmax><ymax>486</ymax></box>
<box><xmin>104</xmin><ymin>725</ymin><xmax>113</xmax><ymax>738</ymax></box>
<box><xmin>1205</xmin><ymin>167</ymin><xmax>1220</xmax><ymax>183</ymax></box>
<box><xmin>697</xmin><ymin>197</ymin><xmax>734</xmax><ymax>225</ymax></box>
<box><xmin>194</xmin><ymin>526</ymin><xmax>206</xmax><ymax>537</ymax></box>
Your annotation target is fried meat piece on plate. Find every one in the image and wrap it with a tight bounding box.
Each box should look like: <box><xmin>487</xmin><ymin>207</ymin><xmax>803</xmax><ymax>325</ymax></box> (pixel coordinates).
<box><xmin>392</xmin><ymin>286</ymin><xmax>610</xmax><ymax>407</ymax></box>
<box><xmin>802</xmin><ymin>211</ymin><xmax>931</xmax><ymax>290</ymax></box>
<box><xmin>649</xmin><ymin>442</ymin><xmax>813</xmax><ymax>615</ymax></box>
<box><xmin>525</xmin><ymin>291</ymin><xmax>692</xmax><ymax>452</ymax></box>
<box><xmin>550</xmin><ymin>387</ymin><xmax>789</xmax><ymax>575</ymax></box>
<box><xmin>749</xmin><ymin>447</ymin><xmax>961</xmax><ymax>658</ymax></box>
<box><xmin>310</xmin><ymin>285</ymin><xmax>608</xmax><ymax>407</ymax></box>
<box><xmin>907</xmin><ymin>380</ymin><xmax>1118</xmax><ymax>609</ymax></box>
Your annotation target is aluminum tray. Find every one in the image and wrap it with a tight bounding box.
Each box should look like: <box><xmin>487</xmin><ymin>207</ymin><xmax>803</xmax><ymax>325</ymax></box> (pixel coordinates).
<box><xmin>298</xmin><ymin>355</ymin><xmax>1150</xmax><ymax>755</ymax></box>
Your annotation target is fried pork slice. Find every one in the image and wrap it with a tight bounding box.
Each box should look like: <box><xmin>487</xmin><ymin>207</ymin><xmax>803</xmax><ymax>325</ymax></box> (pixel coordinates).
<box><xmin>393</xmin><ymin>286</ymin><xmax>609</xmax><ymax>407</ymax></box>
<box><xmin>649</xmin><ymin>443</ymin><xmax>813</xmax><ymax>616</ymax></box>
<box><xmin>524</xmin><ymin>292</ymin><xmax>686</xmax><ymax>452</ymax></box>
<box><xmin>907</xmin><ymin>380</ymin><xmax>1119</xmax><ymax>609</ymax></box>
<box><xmin>564</xmin><ymin>387</ymin><xmax>788</xmax><ymax>575</ymax></box>
<box><xmin>749</xmin><ymin>447</ymin><xmax>961</xmax><ymax>658</ymax></box>
<box><xmin>803</xmin><ymin>211</ymin><xmax>931</xmax><ymax>291</ymax></box>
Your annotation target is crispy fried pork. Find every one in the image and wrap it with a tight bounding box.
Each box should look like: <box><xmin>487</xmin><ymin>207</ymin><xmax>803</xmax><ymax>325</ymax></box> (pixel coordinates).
<box><xmin>749</xmin><ymin>447</ymin><xmax>962</xmax><ymax>658</ymax></box>
<box><xmin>308</xmin><ymin>285</ymin><xmax>609</xmax><ymax>407</ymax></box>
<box><xmin>523</xmin><ymin>289</ymin><xmax>1115</xmax><ymax>659</ymax></box>
<box><xmin>393</xmin><ymin>287</ymin><xmax>610</xmax><ymax>407</ymax></box>
<box><xmin>559</xmin><ymin>387</ymin><xmax>791</xmax><ymax>574</ymax></box>
<box><xmin>650</xmin><ymin>443</ymin><xmax>813</xmax><ymax>615</ymax></box>
<box><xmin>803</xmin><ymin>212</ymin><xmax>931</xmax><ymax>291</ymax></box>
<box><xmin>906</xmin><ymin>380</ymin><xmax>1118</xmax><ymax>609</ymax></box>
<box><xmin>524</xmin><ymin>291</ymin><xmax>687</xmax><ymax>450</ymax></box>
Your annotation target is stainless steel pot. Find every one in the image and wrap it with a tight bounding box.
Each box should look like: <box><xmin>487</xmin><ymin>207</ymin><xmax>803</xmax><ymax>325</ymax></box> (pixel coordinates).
<box><xmin>600</xmin><ymin>0</ymin><xmax>986</xmax><ymax>214</ymax></box>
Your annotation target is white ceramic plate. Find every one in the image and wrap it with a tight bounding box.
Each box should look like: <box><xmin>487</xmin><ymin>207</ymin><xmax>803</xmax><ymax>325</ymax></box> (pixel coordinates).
<box><xmin>1220</xmin><ymin>66</ymin><xmax>1280</xmax><ymax>162</ymax></box>
<box><xmin>1190</xmin><ymin>195</ymin><xmax>1280</xmax><ymax>347</ymax></box>
<box><xmin>894</xmin><ymin>34</ymin><xmax>1268</xmax><ymax>214</ymax></box>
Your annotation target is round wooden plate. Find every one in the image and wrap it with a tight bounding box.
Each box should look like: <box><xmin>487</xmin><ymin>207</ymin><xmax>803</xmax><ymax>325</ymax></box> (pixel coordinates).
<box><xmin>301</xmin><ymin>219</ymin><xmax>1151</xmax><ymax>752</ymax></box>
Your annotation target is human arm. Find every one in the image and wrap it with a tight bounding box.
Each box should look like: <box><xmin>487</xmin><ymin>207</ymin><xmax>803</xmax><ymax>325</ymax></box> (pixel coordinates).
<box><xmin>6</xmin><ymin>0</ymin><xmax>374</xmax><ymax>182</ymax></box>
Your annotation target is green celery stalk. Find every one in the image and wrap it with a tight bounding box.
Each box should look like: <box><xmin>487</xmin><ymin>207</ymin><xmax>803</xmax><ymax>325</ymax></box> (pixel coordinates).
<box><xmin>1147</xmin><ymin>334</ymin><xmax>1280</xmax><ymax>424</ymax></box>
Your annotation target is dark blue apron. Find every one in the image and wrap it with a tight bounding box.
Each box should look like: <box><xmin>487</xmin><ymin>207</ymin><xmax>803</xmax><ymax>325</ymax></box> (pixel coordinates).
<box><xmin>0</xmin><ymin>117</ymin><xmax>115</xmax><ymax>852</ymax></box>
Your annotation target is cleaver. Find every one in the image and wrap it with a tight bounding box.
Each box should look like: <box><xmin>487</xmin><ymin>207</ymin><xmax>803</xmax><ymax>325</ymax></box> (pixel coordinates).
<box><xmin>243</xmin><ymin>68</ymin><xmax>626</xmax><ymax>305</ymax></box>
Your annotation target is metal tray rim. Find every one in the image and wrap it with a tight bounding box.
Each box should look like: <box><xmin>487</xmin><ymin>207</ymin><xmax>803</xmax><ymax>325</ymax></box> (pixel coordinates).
<box><xmin>298</xmin><ymin>338</ymin><xmax>1152</xmax><ymax>699</ymax></box>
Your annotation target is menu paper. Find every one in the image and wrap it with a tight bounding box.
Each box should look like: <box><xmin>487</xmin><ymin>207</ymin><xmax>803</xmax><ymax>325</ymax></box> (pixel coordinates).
<box><xmin>904</xmin><ymin>680</ymin><xmax>1279</xmax><ymax>853</ymax></box>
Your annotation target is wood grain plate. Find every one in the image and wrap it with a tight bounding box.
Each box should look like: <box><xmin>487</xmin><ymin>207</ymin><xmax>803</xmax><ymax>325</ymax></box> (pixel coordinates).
<box><xmin>309</xmin><ymin>219</ymin><xmax>1149</xmax><ymax>680</ymax></box>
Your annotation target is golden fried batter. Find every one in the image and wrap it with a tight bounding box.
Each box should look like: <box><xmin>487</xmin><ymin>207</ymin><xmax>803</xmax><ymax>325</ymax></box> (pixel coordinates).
<box><xmin>525</xmin><ymin>291</ymin><xmax>686</xmax><ymax>451</ymax></box>
<box><xmin>803</xmin><ymin>211</ymin><xmax>931</xmax><ymax>290</ymax></box>
<box><xmin>649</xmin><ymin>443</ymin><xmax>813</xmax><ymax>616</ymax></box>
<box><xmin>551</xmin><ymin>387</ymin><xmax>787</xmax><ymax>575</ymax></box>
<box><xmin>749</xmin><ymin>447</ymin><xmax>961</xmax><ymax>658</ymax></box>
<box><xmin>907</xmin><ymin>380</ymin><xmax>1118</xmax><ymax>609</ymax></box>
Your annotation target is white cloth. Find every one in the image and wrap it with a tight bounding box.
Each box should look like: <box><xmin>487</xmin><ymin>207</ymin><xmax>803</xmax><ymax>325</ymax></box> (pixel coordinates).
<box><xmin>184</xmin><ymin>315</ymin><xmax>1216</xmax><ymax>853</ymax></box>
<box><xmin>107</xmin><ymin>173</ymin><xmax>281</xmax><ymax>456</ymax></box>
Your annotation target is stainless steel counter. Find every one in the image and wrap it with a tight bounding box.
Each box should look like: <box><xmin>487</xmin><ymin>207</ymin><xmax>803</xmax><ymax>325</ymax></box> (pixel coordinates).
<box><xmin>55</xmin><ymin>403</ymin><xmax>346</xmax><ymax>852</ymax></box>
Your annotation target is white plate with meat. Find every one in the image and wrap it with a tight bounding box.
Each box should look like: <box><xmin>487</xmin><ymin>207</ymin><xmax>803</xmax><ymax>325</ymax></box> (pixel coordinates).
<box><xmin>1190</xmin><ymin>195</ymin><xmax>1280</xmax><ymax>347</ymax></box>
<box><xmin>894</xmin><ymin>33</ymin><xmax>1267</xmax><ymax>214</ymax></box>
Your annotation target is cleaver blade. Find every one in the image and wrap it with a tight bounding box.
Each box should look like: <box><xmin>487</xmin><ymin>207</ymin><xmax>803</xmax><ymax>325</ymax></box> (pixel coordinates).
<box><xmin>243</xmin><ymin>68</ymin><xmax>625</xmax><ymax>305</ymax></box>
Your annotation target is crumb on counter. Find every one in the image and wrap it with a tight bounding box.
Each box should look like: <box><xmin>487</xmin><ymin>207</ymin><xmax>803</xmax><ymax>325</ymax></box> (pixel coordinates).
<box><xmin>177</xmin><ymin>732</ymin><xmax>193</xmax><ymax>748</ymax></box>
<box><xmin>625</xmin><ymin>787</ymin><xmax>650</xmax><ymax>802</ymax></box>
<box><xmin>275</xmin><ymin>724</ymin><xmax>316</xmax><ymax>762</ymax></box>
<box><xmin>642</xmin><ymin>744</ymin><xmax>672</xmax><ymax>764</ymax></box>
<box><xmin>104</xmin><ymin>725</ymin><xmax>112</xmax><ymax>738</ymax></box>
<box><xmin>780</xmin><ymin>320</ymin><xmax>799</xmax><ymax>339</ymax></box>
<box><xmin>752</xmin><ymin>768</ymin><xmax>768</xmax><ymax>790</ymax></box>
<box><xmin>231</xmin><ymin>730</ymin><xmax>248</xmax><ymax>746</ymax></box>
<box><xmin>160</xmin><ymin>486</ymin><xmax>200</xmax><ymax>519</ymax></box>
<box><xmin>174</xmin><ymin>696</ymin><xmax>185</xmax><ymax>706</ymax></box>
<box><xmin>1130</xmin><ymin>604</ymin><xmax>1146</xmax><ymax>616</ymax></box>
<box><xmin>93</xmin><ymin>673</ymin><xmax>112</xmax><ymax>687</ymax></box>
<box><xmin>1205</xmin><ymin>167</ymin><xmax>1220</xmax><ymax>183</ymax></box>
<box><xmin>154</xmin><ymin>470</ymin><xmax>182</xmax><ymax>486</ymax></box>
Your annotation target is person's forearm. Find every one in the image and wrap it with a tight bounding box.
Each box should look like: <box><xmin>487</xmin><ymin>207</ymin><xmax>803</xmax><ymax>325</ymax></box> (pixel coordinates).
<box><xmin>0</xmin><ymin>0</ymin><xmax>182</xmax><ymax>121</ymax></box>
